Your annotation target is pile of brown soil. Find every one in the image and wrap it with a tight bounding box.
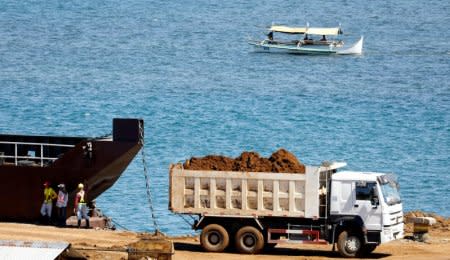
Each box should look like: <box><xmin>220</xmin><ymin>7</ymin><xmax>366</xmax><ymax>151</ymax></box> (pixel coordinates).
<box><xmin>183</xmin><ymin>149</ymin><xmax>305</xmax><ymax>173</ymax></box>
<box><xmin>184</xmin><ymin>155</ymin><xmax>235</xmax><ymax>171</ymax></box>
<box><xmin>269</xmin><ymin>149</ymin><xmax>305</xmax><ymax>173</ymax></box>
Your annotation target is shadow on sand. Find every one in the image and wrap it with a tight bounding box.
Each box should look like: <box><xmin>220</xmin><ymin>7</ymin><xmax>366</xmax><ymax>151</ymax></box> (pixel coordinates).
<box><xmin>174</xmin><ymin>242</ymin><xmax>392</xmax><ymax>259</ymax></box>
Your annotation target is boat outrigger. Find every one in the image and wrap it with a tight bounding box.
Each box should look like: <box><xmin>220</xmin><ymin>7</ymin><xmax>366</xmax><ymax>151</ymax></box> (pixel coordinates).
<box><xmin>248</xmin><ymin>24</ymin><xmax>363</xmax><ymax>55</ymax></box>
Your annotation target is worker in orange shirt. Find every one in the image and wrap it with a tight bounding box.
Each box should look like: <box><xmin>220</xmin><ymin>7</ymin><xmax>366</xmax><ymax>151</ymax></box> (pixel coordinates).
<box><xmin>40</xmin><ymin>181</ymin><xmax>57</xmax><ymax>224</ymax></box>
<box><xmin>74</xmin><ymin>183</ymin><xmax>90</xmax><ymax>228</ymax></box>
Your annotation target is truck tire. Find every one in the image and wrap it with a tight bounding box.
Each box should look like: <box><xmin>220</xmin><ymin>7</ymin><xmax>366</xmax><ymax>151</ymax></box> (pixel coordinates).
<box><xmin>200</xmin><ymin>224</ymin><xmax>229</xmax><ymax>252</ymax></box>
<box><xmin>337</xmin><ymin>230</ymin><xmax>362</xmax><ymax>258</ymax></box>
<box><xmin>235</xmin><ymin>226</ymin><xmax>264</xmax><ymax>254</ymax></box>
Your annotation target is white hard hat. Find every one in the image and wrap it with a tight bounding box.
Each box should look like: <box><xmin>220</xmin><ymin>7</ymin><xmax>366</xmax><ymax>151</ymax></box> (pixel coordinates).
<box><xmin>78</xmin><ymin>183</ymin><xmax>84</xmax><ymax>189</ymax></box>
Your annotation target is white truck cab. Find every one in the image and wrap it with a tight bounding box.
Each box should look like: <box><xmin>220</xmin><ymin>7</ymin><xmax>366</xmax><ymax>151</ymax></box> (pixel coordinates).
<box><xmin>330</xmin><ymin>171</ymin><xmax>404</xmax><ymax>248</ymax></box>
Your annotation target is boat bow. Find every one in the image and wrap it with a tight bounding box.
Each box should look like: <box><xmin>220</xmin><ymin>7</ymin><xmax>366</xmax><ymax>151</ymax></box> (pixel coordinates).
<box><xmin>337</xmin><ymin>36</ymin><xmax>364</xmax><ymax>55</ymax></box>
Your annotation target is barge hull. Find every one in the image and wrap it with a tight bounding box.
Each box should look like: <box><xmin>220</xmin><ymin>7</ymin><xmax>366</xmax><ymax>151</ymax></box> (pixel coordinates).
<box><xmin>0</xmin><ymin>118</ymin><xmax>143</xmax><ymax>222</ymax></box>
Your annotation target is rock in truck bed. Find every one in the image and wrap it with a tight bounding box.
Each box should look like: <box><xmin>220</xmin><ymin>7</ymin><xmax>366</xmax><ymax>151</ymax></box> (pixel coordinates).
<box><xmin>183</xmin><ymin>148</ymin><xmax>306</xmax><ymax>173</ymax></box>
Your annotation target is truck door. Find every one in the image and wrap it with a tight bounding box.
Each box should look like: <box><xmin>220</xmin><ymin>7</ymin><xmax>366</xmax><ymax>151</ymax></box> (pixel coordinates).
<box><xmin>330</xmin><ymin>180</ymin><xmax>355</xmax><ymax>215</ymax></box>
<box><xmin>353</xmin><ymin>181</ymin><xmax>382</xmax><ymax>231</ymax></box>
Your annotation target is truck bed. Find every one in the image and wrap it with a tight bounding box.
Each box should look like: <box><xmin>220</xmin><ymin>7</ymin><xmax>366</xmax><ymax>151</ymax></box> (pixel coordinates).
<box><xmin>169</xmin><ymin>164</ymin><xmax>323</xmax><ymax>218</ymax></box>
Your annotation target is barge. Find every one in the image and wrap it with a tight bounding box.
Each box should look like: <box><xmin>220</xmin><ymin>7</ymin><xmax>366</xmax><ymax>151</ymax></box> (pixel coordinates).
<box><xmin>0</xmin><ymin>118</ymin><xmax>143</xmax><ymax>222</ymax></box>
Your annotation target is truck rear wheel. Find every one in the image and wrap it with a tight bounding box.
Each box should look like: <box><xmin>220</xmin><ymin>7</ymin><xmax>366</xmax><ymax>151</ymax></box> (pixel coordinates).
<box><xmin>337</xmin><ymin>230</ymin><xmax>362</xmax><ymax>258</ymax></box>
<box><xmin>200</xmin><ymin>224</ymin><xmax>229</xmax><ymax>252</ymax></box>
<box><xmin>235</xmin><ymin>226</ymin><xmax>264</xmax><ymax>254</ymax></box>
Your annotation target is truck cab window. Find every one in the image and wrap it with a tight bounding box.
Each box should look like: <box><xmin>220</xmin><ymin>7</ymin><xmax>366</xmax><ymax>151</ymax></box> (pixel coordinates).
<box><xmin>355</xmin><ymin>182</ymin><xmax>377</xmax><ymax>200</ymax></box>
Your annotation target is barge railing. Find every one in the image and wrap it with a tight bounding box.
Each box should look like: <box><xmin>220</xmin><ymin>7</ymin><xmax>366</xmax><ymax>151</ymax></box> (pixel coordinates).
<box><xmin>0</xmin><ymin>141</ymin><xmax>75</xmax><ymax>167</ymax></box>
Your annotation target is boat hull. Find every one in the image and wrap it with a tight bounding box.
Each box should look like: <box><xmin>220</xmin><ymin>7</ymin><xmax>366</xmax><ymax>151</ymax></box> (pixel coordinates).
<box><xmin>249</xmin><ymin>36</ymin><xmax>363</xmax><ymax>55</ymax></box>
<box><xmin>250</xmin><ymin>42</ymin><xmax>336</xmax><ymax>55</ymax></box>
<box><xmin>0</xmin><ymin>118</ymin><xmax>143</xmax><ymax>222</ymax></box>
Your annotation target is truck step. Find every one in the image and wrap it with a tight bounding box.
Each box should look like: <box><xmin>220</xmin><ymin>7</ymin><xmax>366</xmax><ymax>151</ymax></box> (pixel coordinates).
<box><xmin>268</xmin><ymin>228</ymin><xmax>327</xmax><ymax>244</ymax></box>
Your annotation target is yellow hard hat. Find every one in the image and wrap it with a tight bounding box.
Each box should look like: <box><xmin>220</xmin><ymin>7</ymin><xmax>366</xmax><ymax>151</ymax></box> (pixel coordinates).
<box><xmin>78</xmin><ymin>183</ymin><xmax>84</xmax><ymax>189</ymax></box>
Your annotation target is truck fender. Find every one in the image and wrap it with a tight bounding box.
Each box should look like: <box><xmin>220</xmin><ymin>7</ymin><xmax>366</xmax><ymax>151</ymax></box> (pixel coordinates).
<box><xmin>331</xmin><ymin>215</ymin><xmax>366</xmax><ymax>241</ymax></box>
<box><xmin>334</xmin><ymin>215</ymin><xmax>365</xmax><ymax>229</ymax></box>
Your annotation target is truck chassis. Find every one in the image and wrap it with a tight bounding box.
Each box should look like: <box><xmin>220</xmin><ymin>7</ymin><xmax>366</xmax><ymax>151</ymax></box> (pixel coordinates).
<box><xmin>194</xmin><ymin>215</ymin><xmax>378</xmax><ymax>257</ymax></box>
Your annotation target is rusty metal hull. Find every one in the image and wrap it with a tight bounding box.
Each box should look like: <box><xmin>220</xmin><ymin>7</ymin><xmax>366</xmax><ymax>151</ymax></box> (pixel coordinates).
<box><xmin>0</xmin><ymin>118</ymin><xmax>143</xmax><ymax>222</ymax></box>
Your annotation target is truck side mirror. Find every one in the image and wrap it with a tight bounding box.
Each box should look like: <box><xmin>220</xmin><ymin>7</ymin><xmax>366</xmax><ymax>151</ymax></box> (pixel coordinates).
<box><xmin>370</xmin><ymin>187</ymin><xmax>379</xmax><ymax>208</ymax></box>
<box><xmin>371</xmin><ymin>196</ymin><xmax>379</xmax><ymax>208</ymax></box>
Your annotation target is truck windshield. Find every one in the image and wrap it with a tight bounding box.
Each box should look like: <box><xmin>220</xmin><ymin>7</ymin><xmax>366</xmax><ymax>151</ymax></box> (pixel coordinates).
<box><xmin>378</xmin><ymin>175</ymin><xmax>401</xmax><ymax>205</ymax></box>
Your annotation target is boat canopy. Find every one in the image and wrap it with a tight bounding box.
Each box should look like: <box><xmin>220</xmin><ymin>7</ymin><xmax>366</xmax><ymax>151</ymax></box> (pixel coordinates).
<box><xmin>269</xmin><ymin>25</ymin><xmax>342</xmax><ymax>36</ymax></box>
<box><xmin>305</xmin><ymin>27</ymin><xmax>342</xmax><ymax>36</ymax></box>
<box><xmin>269</xmin><ymin>25</ymin><xmax>307</xmax><ymax>34</ymax></box>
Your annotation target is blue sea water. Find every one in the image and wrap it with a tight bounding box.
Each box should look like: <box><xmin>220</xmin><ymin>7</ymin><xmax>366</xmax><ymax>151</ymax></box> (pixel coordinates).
<box><xmin>0</xmin><ymin>0</ymin><xmax>449</xmax><ymax>235</ymax></box>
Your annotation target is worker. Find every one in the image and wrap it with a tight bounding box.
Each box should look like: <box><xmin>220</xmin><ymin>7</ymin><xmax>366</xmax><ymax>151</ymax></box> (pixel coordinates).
<box><xmin>56</xmin><ymin>183</ymin><xmax>68</xmax><ymax>227</ymax></box>
<box><xmin>74</xmin><ymin>183</ymin><xmax>90</xmax><ymax>228</ymax></box>
<box><xmin>321</xmin><ymin>35</ymin><xmax>327</xmax><ymax>41</ymax></box>
<box><xmin>40</xmin><ymin>181</ymin><xmax>57</xmax><ymax>225</ymax></box>
<box><xmin>267</xmin><ymin>31</ymin><xmax>274</xmax><ymax>41</ymax></box>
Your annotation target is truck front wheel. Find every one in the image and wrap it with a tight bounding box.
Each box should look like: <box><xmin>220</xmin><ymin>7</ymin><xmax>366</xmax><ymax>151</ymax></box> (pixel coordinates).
<box><xmin>337</xmin><ymin>231</ymin><xmax>362</xmax><ymax>258</ymax></box>
<box><xmin>200</xmin><ymin>224</ymin><xmax>229</xmax><ymax>252</ymax></box>
<box><xmin>235</xmin><ymin>226</ymin><xmax>264</xmax><ymax>254</ymax></box>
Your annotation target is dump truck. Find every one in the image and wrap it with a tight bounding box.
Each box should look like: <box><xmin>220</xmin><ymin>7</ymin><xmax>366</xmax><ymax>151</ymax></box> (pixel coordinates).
<box><xmin>169</xmin><ymin>162</ymin><xmax>404</xmax><ymax>257</ymax></box>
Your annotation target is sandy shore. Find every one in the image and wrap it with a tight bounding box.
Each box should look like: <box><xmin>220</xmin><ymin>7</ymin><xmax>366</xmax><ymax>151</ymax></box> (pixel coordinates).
<box><xmin>172</xmin><ymin>230</ymin><xmax>449</xmax><ymax>260</ymax></box>
<box><xmin>0</xmin><ymin>222</ymin><xmax>448</xmax><ymax>259</ymax></box>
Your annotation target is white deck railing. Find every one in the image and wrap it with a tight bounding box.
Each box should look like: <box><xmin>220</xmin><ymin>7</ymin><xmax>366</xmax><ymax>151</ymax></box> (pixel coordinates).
<box><xmin>0</xmin><ymin>141</ymin><xmax>75</xmax><ymax>167</ymax></box>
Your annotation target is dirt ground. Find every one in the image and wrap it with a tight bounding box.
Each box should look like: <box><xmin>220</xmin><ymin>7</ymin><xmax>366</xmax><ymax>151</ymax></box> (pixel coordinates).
<box><xmin>172</xmin><ymin>230</ymin><xmax>449</xmax><ymax>260</ymax></box>
<box><xmin>0</xmin><ymin>222</ymin><xmax>449</xmax><ymax>260</ymax></box>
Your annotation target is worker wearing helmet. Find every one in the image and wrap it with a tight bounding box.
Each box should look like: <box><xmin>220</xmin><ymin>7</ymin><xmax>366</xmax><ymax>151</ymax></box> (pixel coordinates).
<box><xmin>56</xmin><ymin>183</ymin><xmax>68</xmax><ymax>227</ymax></box>
<box><xmin>40</xmin><ymin>181</ymin><xmax>57</xmax><ymax>224</ymax></box>
<box><xmin>74</xmin><ymin>183</ymin><xmax>90</xmax><ymax>228</ymax></box>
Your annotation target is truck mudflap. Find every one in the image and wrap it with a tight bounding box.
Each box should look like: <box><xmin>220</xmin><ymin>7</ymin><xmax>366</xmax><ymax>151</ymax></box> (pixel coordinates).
<box><xmin>267</xmin><ymin>228</ymin><xmax>327</xmax><ymax>244</ymax></box>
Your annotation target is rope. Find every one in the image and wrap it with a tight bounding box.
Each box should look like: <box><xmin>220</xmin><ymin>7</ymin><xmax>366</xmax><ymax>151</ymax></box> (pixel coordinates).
<box><xmin>139</xmin><ymin>123</ymin><xmax>160</xmax><ymax>233</ymax></box>
<box><xmin>98</xmin><ymin>209</ymin><xmax>130</xmax><ymax>231</ymax></box>
<box><xmin>176</xmin><ymin>213</ymin><xmax>194</xmax><ymax>227</ymax></box>
<box><xmin>138</xmin><ymin>123</ymin><xmax>192</xmax><ymax>234</ymax></box>
<box><xmin>111</xmin><ymin>218</ymin><xmax>130</xmax><ymax>231</ymax></box>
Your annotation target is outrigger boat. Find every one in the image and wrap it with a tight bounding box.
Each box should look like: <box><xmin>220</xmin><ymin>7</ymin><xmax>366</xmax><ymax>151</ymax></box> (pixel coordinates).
<box><xmin>248</xmin><ymin>24</ymin><xmax>363</xmax><ymax>55</ymax></box>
